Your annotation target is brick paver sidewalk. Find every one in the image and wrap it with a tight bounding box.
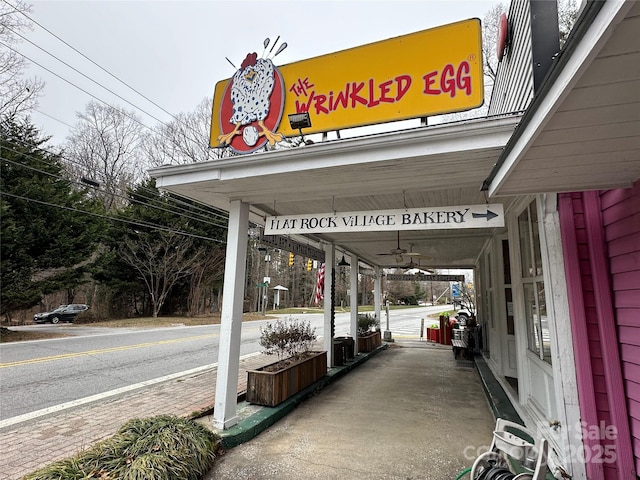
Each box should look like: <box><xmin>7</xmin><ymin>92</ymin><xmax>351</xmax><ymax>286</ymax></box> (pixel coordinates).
<box><xmin>0</xmin><ymin>353</ymin><xmax>275</xmax><ymax>480</ymax></box>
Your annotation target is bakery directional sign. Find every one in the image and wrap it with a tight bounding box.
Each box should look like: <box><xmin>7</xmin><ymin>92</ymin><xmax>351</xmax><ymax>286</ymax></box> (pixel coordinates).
<box><xmin>386</xmin><ymin>274</ymin><xmax>466</xmax><ymax>282</ymax></box>
<box><xmin>264</xmin><ymin>204</ymin><xmax>504</xmax><ymax>235</ymax></box>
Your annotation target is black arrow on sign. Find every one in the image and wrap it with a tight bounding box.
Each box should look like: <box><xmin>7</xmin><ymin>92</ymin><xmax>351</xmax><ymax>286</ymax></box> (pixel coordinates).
<box><xmin>472</xmin><ymin>209</ymin><xmax>499</xmax><ymax>221</ymax></box>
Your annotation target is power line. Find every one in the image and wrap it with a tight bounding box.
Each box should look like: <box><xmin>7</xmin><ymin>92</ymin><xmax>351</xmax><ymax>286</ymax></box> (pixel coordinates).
<box><xmin>1</xmin><ymin>39</ymin><xmax>222</xmax><ymax>173</ymax></box>
<box><xmin>0</xmin><ymin>190</ymin><xmax>225</xmax><ymax>244</ymax></box>
<box><xmin>2</xmin><ymin>0</ymin><xmax>194</xmax><ymax>132</ymax></box>
<box><xmin>2</xmin><ymin>1</ymin><xmax>239</xmax><ymax>219</ymax></box>
<box><xmin>1</xmin><ymin>118</ymin><xmax>225</xmax><ymax>225</ymax></box>
<box><xmin>4</xmin><ymin>24</ymin><xmax>175</xmax><ymax>129</ymax></box>
<box><xmin>0</xmin><ymin>131</ymin><xmax>230</xmax><ymax>223</ymax></box>
<box><xmin>33</xmin><ymin>109</ymin><xmax>75</xmax><ymax>130</ymax></box>
<box><xmin>2</xmin><ymin>0</ymin><xmax>215</xmax><ymax>153</ymax></box>
<box><xmin>0</xmin><ymin>40</ymin><xmax>156</xmax><ymax>133</ymax></box>
<box><xmin>0</xmin><ymin>150</ymin><xmax>228</xmax><ymax>230</ymax></box>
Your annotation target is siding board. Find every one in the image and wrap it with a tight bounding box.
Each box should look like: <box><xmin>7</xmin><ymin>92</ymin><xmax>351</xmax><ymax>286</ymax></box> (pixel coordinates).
<box><xmin>605</xmin><ymin>213</ymin><xmax>640</xmax><ymax>242</ymax></box>
<box><xmin>608</xmin><ymin>234</ymin><xmax>640</xmax><ymax>257</ymax></box>
<box><xmin>601</xmin><ymin>187</ymin><xmax>633</xmax><ymax>210</ymax></box>
<box><xmin>630</xmin><ymin>398</ymin><xmax>640</xmax><ymax>423</ymax></box>
<box><xmin>612</xmin><ymin>271</ymin><xmax>640</xmax><ymax>290</ymax></box>
<box><xmin>619</xmin><ymin>326</ymin><xmax>640</xmax><ymax>347</ymax></box>
<box><xmin>615</xmin><ymin>290</ymin><xmax>640</xmax><ymax>308</ymax></box>
<box><xmin>606</xmin><ymin>182</ymin><xmax>640</xmax><ymax>474</ymax></box>
<box><xmin>624</xmin><ymin>362</ymin><xmax>640</xmax><ymax>385</ymax></box>
<box><xmin>620</xmin><ymin>344</ymin><xmax>640</xmax><ymax>363</ymax></box>
<box><xmin>618</xmin><ymin>308</ymin><xmax>639</xmax><ymax>327</ymax></box>
<box><xmin>610</xmin><ymin>250</ymin><xmax>640</xmax><ymax>274</ymax></box>
<box><xmin>602</xmin><ymin>195</ymin><xmax>640</xmax><ymax>222</ymax></box>
<box><xmin>625</xmin><ymin>380</ymin><xmax>640</xmax><ymax>405</ymax></box>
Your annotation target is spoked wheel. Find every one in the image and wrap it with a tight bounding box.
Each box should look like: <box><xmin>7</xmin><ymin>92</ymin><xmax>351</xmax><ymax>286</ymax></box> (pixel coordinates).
<box><xmin>470</xmin><ymin>451</ymin><xmax>510</xmax><ymax>479</ymax></box>
<box><xmin>51</xmin><ymin>316</ymin><xmax>60</xmax><ymax>324</ymax></box>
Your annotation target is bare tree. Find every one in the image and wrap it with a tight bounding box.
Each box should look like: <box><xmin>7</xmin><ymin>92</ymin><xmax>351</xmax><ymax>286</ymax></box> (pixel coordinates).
<box><xmin>0</xmin><ymin>0</ymin><xmax>44</xmax><ymax>118</ymax></box>
<box><xmin>119</xmin><ymin>231</ymin><xmax>203</xmax><ymax>318</ymax></box>
<box><xmin>142</xmin><ymin>97</ymin><xmax>216</xmax><ymax>167</ymax></box>
<box><xmin>438</xmin><ymin>0</ymin><xmax>578</xmax><ymax>124</ymax></box>
<box><xmin>187</xmin><ymin>246</ymin><xmax>225</xmax><ymax>316</ymax></box>
<box><xmin>482</xmin><ymin>2</ymin><xmax>507</xmax><ymax>86</ymax></box>
<box><xmin>558</xmin><ymin>0</ymin><xmax>580</xmax><ymax>47</ymax></box>
<box><xmin>436</xmin><ymin>3</ymin><xmax>505</xmax><ymax>123</ymax></box>
<box><xmin>64</xmin><ymin>101</ymin><xmax>144</xmax><ymax>210</ymax></box>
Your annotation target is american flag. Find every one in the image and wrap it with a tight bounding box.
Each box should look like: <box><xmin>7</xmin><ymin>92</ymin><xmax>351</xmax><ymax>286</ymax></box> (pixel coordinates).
<box><xmin>315</xmin><ymin>263</ymin><xmax>325</xmax><ymax>305</ymax></box>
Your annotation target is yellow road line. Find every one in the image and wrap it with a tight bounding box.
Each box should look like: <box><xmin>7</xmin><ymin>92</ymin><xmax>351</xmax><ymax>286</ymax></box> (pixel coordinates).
<box><xmin>0</xmin><ymin>333</ymin><xmax>218</xmax><ymax>368</ymax></box>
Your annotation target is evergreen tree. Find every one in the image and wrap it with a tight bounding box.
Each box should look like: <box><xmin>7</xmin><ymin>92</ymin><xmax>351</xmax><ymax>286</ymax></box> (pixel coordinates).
<box><xmin>0</xmin><ymin>117</ymin><xmax>104</xmax><ymax>320</ymax></box>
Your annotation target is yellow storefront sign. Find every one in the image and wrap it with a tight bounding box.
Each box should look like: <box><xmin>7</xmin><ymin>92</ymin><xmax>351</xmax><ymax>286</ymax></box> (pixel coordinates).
<box><xmin>211</xmin><ymin>18</ymin><xmax>483</xmax><ymax>147</ymax></box>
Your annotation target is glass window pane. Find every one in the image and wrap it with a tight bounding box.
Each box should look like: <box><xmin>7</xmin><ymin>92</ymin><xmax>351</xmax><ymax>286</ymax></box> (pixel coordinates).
<box><xmin>530</xmin><ymin>201</ymin><xmax>543</xmax><ymax>277</ymax></box>
<box><xmin>538</xmin><ymin>283</ymin><xmax>551</xmax><ymax>364</ymax></box>
<box><xmin>524</xmin><ymin>283</ymin><xmax>540</xmax><ymax>355</ymax></box>
<box><xmin>519</xmin><ymin>207</ymin><xmax>533</xmax><ymax>278</ymax></box>
<box><xmin>502</xmin><ymin>239</ymin><xmax>511</xmax><ymax>285</ymax></box>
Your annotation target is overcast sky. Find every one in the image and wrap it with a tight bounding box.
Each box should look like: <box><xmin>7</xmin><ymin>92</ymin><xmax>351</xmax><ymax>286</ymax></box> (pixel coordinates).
<box><xmin>20</xmin><ymin>0</ymin><xmax>497</xmax><ymax>144</ymax></box>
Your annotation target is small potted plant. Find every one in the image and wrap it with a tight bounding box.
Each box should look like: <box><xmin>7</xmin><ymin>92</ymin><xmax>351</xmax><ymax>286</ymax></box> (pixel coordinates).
<box><xmin>357</xmin><ymin>313</ymin><xmax>382</xmax><ymax>352</ymax></box>
<box><xmin>246</xmin><ymin>318</ymin><xmax>327</xmax><ymax>407</ymax></box>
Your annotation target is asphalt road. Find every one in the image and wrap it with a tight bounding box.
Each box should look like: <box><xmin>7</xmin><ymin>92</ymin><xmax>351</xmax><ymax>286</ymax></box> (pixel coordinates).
<box><xmin>0</xmin><ymin>306</ymin><xmax>448</xmax><ymax>422</ymax></box>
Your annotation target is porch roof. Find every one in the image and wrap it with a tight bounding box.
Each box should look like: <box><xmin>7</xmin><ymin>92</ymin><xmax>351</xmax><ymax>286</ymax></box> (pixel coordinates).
<box><xmin>484</xmin><ymin>0</ymin><xmax>640</xmax><ymax>197</ymax></box>
<box><xmin>149</xmin><ymin>115</ymin><xmax>520</xmax><ymax>270</ymax></box>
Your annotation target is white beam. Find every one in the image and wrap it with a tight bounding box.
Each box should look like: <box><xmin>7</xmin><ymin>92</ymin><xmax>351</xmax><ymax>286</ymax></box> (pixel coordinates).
<box><xmin>213</xmin><ymin>200</ymin><xmax>249</xmax><ymax>430</ymax></box>
<box><xmin>374</xmin><ymin>268</ymin><xmax>382</xmax><ymax>332</ymax></box>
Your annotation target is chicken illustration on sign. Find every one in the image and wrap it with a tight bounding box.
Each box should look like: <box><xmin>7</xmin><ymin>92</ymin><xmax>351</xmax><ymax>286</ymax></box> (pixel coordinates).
<box><xmin>216</xmin><ymin>40</ymin><xmax>287</xmax><ymax>154</ymax></box>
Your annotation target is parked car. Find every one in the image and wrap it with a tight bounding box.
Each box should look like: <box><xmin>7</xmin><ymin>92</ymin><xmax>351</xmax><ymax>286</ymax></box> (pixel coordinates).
<box><xmin>33</xmin><ymin>304</ymin><xmax>89</xmax><ymax>324</ymax></box>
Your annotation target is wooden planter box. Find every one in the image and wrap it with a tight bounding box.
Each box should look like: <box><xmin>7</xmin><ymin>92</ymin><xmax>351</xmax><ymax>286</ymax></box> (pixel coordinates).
<box><xmin>246</xmin><ymin>351</ymin><xmax>327</xmax><ymax>407</ymax></box>
<box><xmin>358</xmin><ymin>331</ymin><xmax>382</xmax><ymax>353</ymax></box>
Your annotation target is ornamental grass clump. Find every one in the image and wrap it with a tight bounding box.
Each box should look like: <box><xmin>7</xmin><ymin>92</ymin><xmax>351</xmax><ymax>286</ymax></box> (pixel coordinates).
<box><xmin>259</xmin><ymin>317</ymin><xmax>317</xmax><ymax>361</ymax></box>
<box><xmin>24</xmin><ymin>415</ymin><xmax>218</xmax><ymax>480</ymax></box>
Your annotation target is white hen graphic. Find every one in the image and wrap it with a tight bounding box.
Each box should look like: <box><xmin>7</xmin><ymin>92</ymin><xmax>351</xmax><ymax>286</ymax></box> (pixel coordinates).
<box><xmin>218</xmin><ymin>52</ymin><xmax>283</xmax><ymax>147</ymax></box>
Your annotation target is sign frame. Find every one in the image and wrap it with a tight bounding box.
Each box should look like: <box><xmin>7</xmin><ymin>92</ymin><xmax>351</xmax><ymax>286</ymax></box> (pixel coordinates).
<box><xmin>264</xmin><ymin>204</ymin><xmax>504</xmax><ymax>235</ymax></box>
<box><xmin>211</xmin><ymin>18</ymin><xmax>484</xmax><ymax>147</ymax></box>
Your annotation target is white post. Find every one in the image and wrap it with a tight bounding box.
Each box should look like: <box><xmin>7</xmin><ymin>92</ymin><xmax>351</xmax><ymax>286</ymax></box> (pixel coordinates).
<box><xmin>350</xmin><ymin>254</ymin><xmax>358</xmax><ymax>354</ymax></box>
<box><xmin>374</xmin><ymin>268</ymin><xmax>382</xmax><ymax>329</ymax></box>
<box><xmin>213</xmin><ymin>200</ymin><xmax>249</xmax><ymax>430</ymax></box>
<box><xmin>323</xmin><ymin>245</ymin><xmax>335</xmax><ymax>368</ymax></box>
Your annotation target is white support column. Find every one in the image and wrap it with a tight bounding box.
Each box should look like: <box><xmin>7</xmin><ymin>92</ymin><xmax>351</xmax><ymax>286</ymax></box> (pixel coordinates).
<box><xmin>540</xmin><ymin>193</ymin><xmax>586</xmax><ymax>480</ymax></box>
<box><xmin>323</xmin><ymin>245</ymin><xmax>335</xmax><ymax>368</ymax></box>
<box><xmin>374</xmin><ymin>268</ymin><xmax>382</xmax><ymax>329</ymax></box>
<box><xmin>213</xmin><ymin>200</ymin><xmax>249</xmax><ymax>430</ymax></box>
<box><xmin>349</xmin><ymin>254</ymin><xmax>358</xmax><ymax>352</ymax></box>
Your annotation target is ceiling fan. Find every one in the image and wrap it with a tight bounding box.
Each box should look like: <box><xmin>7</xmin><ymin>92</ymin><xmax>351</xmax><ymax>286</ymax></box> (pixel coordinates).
<box><xmin>401</xmin><ymin>256</ymin><xmax>434</xmax><ymax>271</ymax></box>
<box><xmin>399</xmin><ymin>243</ymin><xmax>434</xmax><ymax>272</ymax></box>
<box><xmin>377</xmin><ymin>233</ymin><xmax>432</xmax><ymax>265</ymax></box>
<box><xmin>376</xmin><ymin>231</ymin><xmax>407</xmax><ymax>257</ymax></box>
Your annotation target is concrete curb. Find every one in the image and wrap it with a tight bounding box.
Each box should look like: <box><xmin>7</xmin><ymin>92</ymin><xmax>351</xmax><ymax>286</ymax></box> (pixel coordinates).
<box><xmin>218</xmin><ymin>343</ymin><xmax>389</xmax><ymax>449</ymax></box>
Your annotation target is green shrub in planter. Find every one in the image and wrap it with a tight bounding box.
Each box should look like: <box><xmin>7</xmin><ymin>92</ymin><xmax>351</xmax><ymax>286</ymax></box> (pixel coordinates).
<box><xmin>259</xmin><ymin>317</ymin><xmax>317</xmax><ymax>360</ymax></box>
<box><xmin>24</xmin><ymin>415</ymin><xmax>218</xmax><ymax>480</ymax></box>
<box><xmin>357</xmin><ymin>313</ymin><xmax>377</xmax><ymax>335</ymax></box>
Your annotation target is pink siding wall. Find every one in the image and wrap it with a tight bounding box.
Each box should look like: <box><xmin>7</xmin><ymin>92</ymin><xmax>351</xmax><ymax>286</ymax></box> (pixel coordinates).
<box><xmin>574</xmin><ymin>195</ymin><xmax>612</xmax><ymax>418</ymax></box>
<box><xmin>559</xmin><ymin>183</ymin><xmax>640</xmax><ymax>479</ymax></box>
<box><xmin>601</xmin><ymin>182</ymin><xmax>640</xmax><ymax>475</ymax></box>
